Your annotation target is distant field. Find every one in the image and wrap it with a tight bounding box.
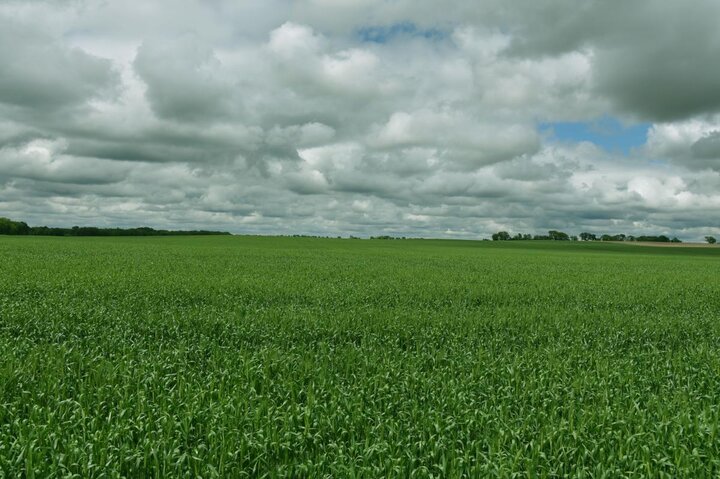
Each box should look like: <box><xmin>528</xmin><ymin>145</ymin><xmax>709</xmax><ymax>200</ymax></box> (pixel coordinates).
<box><xmin>607</xmin><ymin>241</ymin><xmax>718</xmax><ymax>248</ymax></box>
<box><xmin>1</xmin><ymin>236</ymin><xmax>720</xmax><ymax>477</ymax></box>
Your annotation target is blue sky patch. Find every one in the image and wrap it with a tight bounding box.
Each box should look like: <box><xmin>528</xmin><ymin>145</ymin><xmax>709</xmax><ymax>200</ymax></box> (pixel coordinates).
<box><xmin>540</xmin><ymin>117</ymin><xmax>650</xmax><ymax>154</ymax></box>
<box><xmin>358</xmin><ymin>22</ymin><xmax>447</xmax><ymax>44</ymax></box>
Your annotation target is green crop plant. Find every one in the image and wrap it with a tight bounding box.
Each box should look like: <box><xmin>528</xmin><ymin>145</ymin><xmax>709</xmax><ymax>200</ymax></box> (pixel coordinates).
<box><xmin>1</xmin><ymin>236</ymin><xmax>720</xmax><ymax>477</ymax></box>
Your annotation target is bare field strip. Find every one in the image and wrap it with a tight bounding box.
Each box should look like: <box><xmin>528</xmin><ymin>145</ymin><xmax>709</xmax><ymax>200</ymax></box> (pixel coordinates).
<box><xmin>606</xmin><ymin>241</ymin><xmax>718</xmax><ymax>248</ymax></box>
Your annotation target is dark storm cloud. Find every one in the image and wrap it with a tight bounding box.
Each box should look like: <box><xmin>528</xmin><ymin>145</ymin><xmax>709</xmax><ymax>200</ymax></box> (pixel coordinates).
<box><xmin>133</xmin><ymin>36</ymin><xmax>239</xmax><ymax>122</ymax></box>
<box><xmin>691</xmin><ymin>132</ymin><xmax>720</xmax><ymax>161</ymax></box>
<box><xmin>0</xmin><ymin>15</ymin><xmax>118</xmax><ymax>111</ymax></box>
<box><xmin>502</xmin><ymin>0</ymin><xmax>720</xmax><ymax>122</ymax></box>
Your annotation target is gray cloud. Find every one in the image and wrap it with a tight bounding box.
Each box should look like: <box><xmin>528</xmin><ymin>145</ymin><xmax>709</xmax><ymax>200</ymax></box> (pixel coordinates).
<box><xmin>600</xmin><ymin>2</ymin><xmax>720</xmax><ymax>121</ymax></box>
<box><xmin>691</xmin><ymin>132</ymin><xmax>720</xmax><ymax>161</ymax></box>
<box><xmin>134</xmin><ymin>36</ymin><xmax>239</xmax><ymax>122</ymax></box>
<box><xmin>500</xmin><ymin>0</ymin><xmax>720</xmax><ymax>122</ymax></box>
<box><xmin>0</xmin><ymin>15</ymin><xmax>118</xmax><ymax>111</ymax></box>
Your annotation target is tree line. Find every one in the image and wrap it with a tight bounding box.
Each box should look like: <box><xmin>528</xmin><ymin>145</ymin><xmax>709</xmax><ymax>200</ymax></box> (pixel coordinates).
<box><xmin>0</xmin><ymin>217</ymin><xmax>231</xmax><ymax>237</ymax></box>
<box><xmin>3</xmin><ymin>216</ymin><xmax>715</xmax><ymax>243</ymax></box>
<box><xmin>492</xmin><ymin>230</ymin><xmax>575</xmax><ymax>241</ymax></box>
<box><xmin>492</xmin><ymin>230</ymin><xmax>717</xmax><ymax>244</ymax></box>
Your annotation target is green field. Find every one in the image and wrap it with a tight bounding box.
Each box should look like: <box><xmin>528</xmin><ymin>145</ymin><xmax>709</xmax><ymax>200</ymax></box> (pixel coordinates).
<box><xmin>1</xmin><ymin>236</ymin><xmax>720</xmax><ymax>477</ymax></box>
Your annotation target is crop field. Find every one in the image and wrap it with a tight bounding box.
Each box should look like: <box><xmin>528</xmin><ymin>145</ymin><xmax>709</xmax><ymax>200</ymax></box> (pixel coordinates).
<box><xmin>1</xmin><ymin>235</ymin><xmax>720</xmax><ymax>477</ymax></box>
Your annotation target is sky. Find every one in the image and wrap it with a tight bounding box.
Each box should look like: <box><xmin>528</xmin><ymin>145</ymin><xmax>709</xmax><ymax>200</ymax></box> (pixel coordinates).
<box><xmin>1</xmin><ymin>0</ymin><xmax>719</xmax><ymax>240</ymax></box>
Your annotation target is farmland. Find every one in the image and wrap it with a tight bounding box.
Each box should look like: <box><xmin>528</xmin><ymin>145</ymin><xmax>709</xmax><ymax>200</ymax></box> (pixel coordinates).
<box><xmin>1</xmin><ymin>235</ymin><xmax>720</xmax><ymax>477</ymax></box>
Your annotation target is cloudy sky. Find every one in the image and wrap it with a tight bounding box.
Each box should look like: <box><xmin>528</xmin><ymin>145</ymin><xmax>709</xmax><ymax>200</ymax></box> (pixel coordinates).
<box><xmin>1</xmin><ymin>0</ymin><xmax>719</xmax><ymax>239</ymax></box>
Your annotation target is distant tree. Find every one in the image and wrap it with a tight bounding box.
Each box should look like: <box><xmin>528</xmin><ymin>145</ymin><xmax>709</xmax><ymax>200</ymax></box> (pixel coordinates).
<box><xmin>670</xmin><ymin>237</ymin><xmax>682</xmax><ymax>243</ymax></box>
<box><xmin>635</xmin><ymin>235</ymin><xmax>661</xmax><ymax>242</ymax></box>
<box><xmin>571</xmin><ymin>235</ymin><xmax>578</xmax><ymax>241</ymax></box>
<box><xmin>492</xmin><ymin>231</ymin><xmax>511</xmax><ymax>241</ymax></box>
<box><xmin>533</xmin><ymin>234</ymin><xmax>551</xmax><ymax>240</ymax></box>
<box><xmin>636</xmin><ymin>235</ymin><xmax>671</xmax><ymax>243</ymax></box>
<box><xmin>706</xmin><ymin>236</ymin><xmax>717</xmax><ymax>244</ymax></box>
<box><xmin>0</xmin><ymin>217</ymin><xmax>30</xmax><ymax>235</ymax></box>
<box><xmin>579</xmin><ymin>232</ymin><xmax>597</xmax><ymax>241</ymax></box>
<box><xmin>0</xmin><ymin>217</ymin><xmax>13</xmax><ymax>234</ymax></box>
<box><xmin>600</xmin><ymin>234</ymin><xmax>626</xmax><ymax>242</ymax></box>
<box><xmin>548</xmin><ymin>230</ymin><xmax>570</xmax><ymax>241</ymax></box>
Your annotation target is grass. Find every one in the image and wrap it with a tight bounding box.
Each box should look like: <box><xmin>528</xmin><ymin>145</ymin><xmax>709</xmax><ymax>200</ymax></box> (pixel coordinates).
<box><xmin>1</xmin><ymin>235</ymin><xmax>720</xmax><ymax>477</ymax></box>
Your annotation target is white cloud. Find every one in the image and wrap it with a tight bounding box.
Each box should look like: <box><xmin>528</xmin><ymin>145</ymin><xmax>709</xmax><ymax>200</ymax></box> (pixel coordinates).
<box><xmin>268</xmin><ymin>22</ymin><xmax>323</xmax><ymax>59</ymax></box>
